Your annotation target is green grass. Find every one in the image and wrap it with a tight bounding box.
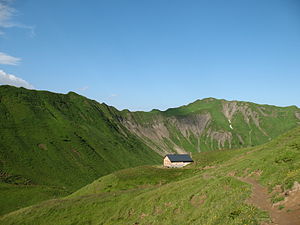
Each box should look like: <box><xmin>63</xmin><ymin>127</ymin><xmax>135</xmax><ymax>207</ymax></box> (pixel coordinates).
<box><xmin>0</xmin><ymin>85</ymin><xmax>299</xmax><ymax>220</ymax></box>
<box><xmin>0</xmin><ymin>173</ymin><xmax>266</xmax><ymax>225</ymax></box>
<box><xmin>0</xmin><ymin>183</ymin><xmax>68</xmax><ymax>216</ymax></box>
<box><xmin>1</xmin><ymin>126</ymin><xmax>299</xmax><ymax>224</ymax></box>
<box><xmin>0</xmin><ymin>85</ymin><xmax>161</xmax><ymax>215</ymax></box>
<box><xmin>121</xmin><ymin>97</ymin><xmax>300</xmax><ymax>153</ymax></box>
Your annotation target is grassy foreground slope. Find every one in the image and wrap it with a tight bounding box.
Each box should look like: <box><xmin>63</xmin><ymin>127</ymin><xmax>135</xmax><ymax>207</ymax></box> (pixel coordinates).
<box><xmin>0</xmin><ymin>85</ymin><xmax>160</xmax><ymax>214</ymax></box>
<box><xmin>2</xmin><ymin>126</ymin><xmax>299</xmax><ymax>225</ymax></box>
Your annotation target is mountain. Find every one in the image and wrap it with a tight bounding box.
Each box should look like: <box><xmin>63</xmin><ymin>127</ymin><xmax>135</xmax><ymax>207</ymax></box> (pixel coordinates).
<box><xmin>1</xmin><ymin>126</ymin><xmax>299</xmax><ymax>224</ymax></box>
<box><xmin>0</xmin><ymin>85</ymin><xmax>160</xmax><ymax>215</ymax></box>
<box><xmin>118</xmin><ymin>97</ymin><xmax>300</xmax><ymax>155</ymax></box>
<box><xmin>0</xmin><ymin>85</ymin><xmax>299</xmax><ymax>215</ymax></box>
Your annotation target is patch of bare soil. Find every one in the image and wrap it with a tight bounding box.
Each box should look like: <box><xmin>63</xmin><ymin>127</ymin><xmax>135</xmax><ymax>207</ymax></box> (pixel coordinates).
<box><xmin>37</xmin><ymin>143</ymin><xmax>47</xmax><ymax>150</ymax></box>
<box><xmin>128</xmin><ymin>208</ymin><xmax>135</xmax><ymax>217</ymax></box>
<box><xmin>140</xmin><ymin>213</ymin><xmax>148</xmax><ymax>219</ymax></box>
<box><xmin>202</xmin><ymin>173</ymin><xmax>214</xmax><ymax>180</ymax></box>
<box><xmin>71</xmin><ymin>148</ymin><xmax>80</xmax><ymax>156</ymax></box>
<box><xmin>164</xmin><ymin>202</ymin><xmax>172</xmax><ymax>207</ymax></box>
<box><xmin>203</xmin><ymin>165</ymin><xmax>217</xmax><ymax>170</ymax></box>
<box><xmin>173</xmin><ymin>207</ymin><xmax>181</xmax><ymax>214</ymax></box>
<box><xmin>228</xmin><ymin>171</ymin><xmax>236</xmax><ymax>177</ymax></box>
<box><xmin>153</xmin><ymin>206</ymin><xmax>163</xmax><ymax>215</ymax></box>
<box><xmin>273</xmin><ymin>182</ymin><xmax>300</xmax><ymax>214</ymax></box>
<box><xmin>190</xmin><ymin>194</ymin><xmax>207</xmax><ymax>207</ymax></box>
<box><xmin>238</xmin><ymin>177</ymin><xmax>300</xmax><ymax>225</ymax></box>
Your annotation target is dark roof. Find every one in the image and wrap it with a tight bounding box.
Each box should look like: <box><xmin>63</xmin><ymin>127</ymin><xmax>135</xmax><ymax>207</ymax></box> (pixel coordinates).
<box><xmin>165</xmin><ymin>154</ymin><xmax>193</xmax><ymax>162</ymax></box>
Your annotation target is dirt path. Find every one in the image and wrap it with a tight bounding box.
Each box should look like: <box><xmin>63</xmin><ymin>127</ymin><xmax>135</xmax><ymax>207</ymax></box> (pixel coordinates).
<box><xmin>238</xmin><ymin>177</ymin><xmax>300</xmax><ymax>225</ymax></box>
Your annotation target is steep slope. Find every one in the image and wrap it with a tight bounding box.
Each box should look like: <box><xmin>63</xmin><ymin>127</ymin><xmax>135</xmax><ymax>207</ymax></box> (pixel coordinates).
<box><xmin>1</xmin><ymin>85</ymin><xmax>299</xmax><ymax>216</ymax></box>
<box><xmin>2</xmin><ymin>126</ymin><xmax>299</xmax><ymax>225</ymax></box>
<box><xmin>119</xmin><ymin>97</ymin><xmax>300</xmax><ymax>154</ymax></box>
<box><xmin>0</xmin><ymin>85</ymin><xmax>160</xmax><ymax>214</ymax></box>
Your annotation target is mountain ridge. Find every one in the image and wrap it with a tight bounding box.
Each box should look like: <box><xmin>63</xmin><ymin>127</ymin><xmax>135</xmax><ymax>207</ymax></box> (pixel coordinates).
<box><xmin>0</xmin><ymin>85</ymin><xmax>299</xmax><ymax>215</ymax></box>
<box><xmin>0</xmin><ymin>85</ymin><xmax>161</xmax><ymax>215</ymax></box>
<box><xmin>1</xmin><ymin>85</ymin><xmax>300</xmax><ymax>157</ymax></box>
<box><xmin>117</xmin><ymin>95</ymin><xmax>300</xmax><ymax>155</ymax></box>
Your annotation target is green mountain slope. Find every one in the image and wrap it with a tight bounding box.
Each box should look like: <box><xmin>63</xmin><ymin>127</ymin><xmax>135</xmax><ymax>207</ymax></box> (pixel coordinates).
<box><xmin>0</xmin><ymin>85</ymin><xmax>160</xmax><ymax>215</ymax></box>
<box><xmin>0</xmin><ymin>85</ymin><xmax>299</xmax><ymax>216</ymax></box>
<box><xmin>119</xmin><ymin>97</ymin><xmax>300</xmax><ymax>154</ymax></box>
<box><xmin>2</xmin><ymin>126</ymin><xmax>299</xmax><ymax>225</ymax></box>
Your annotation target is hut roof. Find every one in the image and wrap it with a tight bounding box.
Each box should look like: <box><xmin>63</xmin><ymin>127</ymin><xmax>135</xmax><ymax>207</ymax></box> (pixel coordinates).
<box><xmin>165</xmin><ymin>154</ymin><xmax>193</xmax><ymax>162</ymax></box>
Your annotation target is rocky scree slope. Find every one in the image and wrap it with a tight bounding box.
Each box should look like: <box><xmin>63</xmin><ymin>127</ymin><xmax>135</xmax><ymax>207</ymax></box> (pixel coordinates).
<box><xmin>118</xmin><ymin>98</ymin><xmax>300</xmax><ymax>155</ymax></box>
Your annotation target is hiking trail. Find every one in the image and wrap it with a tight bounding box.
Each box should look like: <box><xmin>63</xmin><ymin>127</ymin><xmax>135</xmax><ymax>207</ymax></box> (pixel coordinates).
<box><xmin>238</xmin><ymin>177</ymin><xmax>300</xmax><ymax>225</ymax></box>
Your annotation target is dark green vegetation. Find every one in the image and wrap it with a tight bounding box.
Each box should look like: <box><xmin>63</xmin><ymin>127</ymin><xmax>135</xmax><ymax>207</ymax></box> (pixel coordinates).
<box><xmin>0</xmin><ymin>85</ymin><xmax>161</xmax><ymax>214</ymax></box>
<box><xmin>0</xmin><ymin>85</ymin><xmax>299</xmax><ymax>221</ymax></box>
<box><xmin>0</xmin><ymin>183</ymin><xmax>68</xmax><ymax>216</ymax></box>
<box><xmin>1</xmin><ymin>126</ymin><xmax>299</xmax><ymax>225</ymax></box>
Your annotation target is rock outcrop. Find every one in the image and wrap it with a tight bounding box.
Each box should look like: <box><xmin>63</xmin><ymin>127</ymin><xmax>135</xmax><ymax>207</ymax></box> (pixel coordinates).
<box><xmin>118</xmin><ymin>98</ymin><xmax>300</xmax><ymax>155</ymax></box>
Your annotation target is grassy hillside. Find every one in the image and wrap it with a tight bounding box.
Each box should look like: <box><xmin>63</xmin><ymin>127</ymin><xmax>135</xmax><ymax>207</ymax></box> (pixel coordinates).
<box><xmin>1</xmin><ymin>126</ymin><xmax>299</xmax><ymax>225</ymax></box>
<box><xmin>0</xmin><ymin>85</ymin><xmax>161</xmax><ymax>215</ymax></box>
<box><xmin>119</xmin><ymin>97</ymin><xmax>300</xmax><ymax>154</ymax></box>
<box><xmin>1</xmin><ymin>85</ymin><xmax>299</xmax><ymax>218</ymax></box>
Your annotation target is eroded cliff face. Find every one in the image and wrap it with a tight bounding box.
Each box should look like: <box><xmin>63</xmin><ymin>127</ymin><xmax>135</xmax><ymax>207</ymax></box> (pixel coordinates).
<box><xmin>222</xmin><ymin>101</ymin><xmax>270</xmax><ymax>136</ymax></box>
<box><xmin>117</xmin><ymin>99</ymin><xmax>300</xmax><ymax>155</ymax></box>
<box><xmin>295</xmin><ymin>112</ymin><xmax>300</xmax><ymax>122</ymax></box>
<box><xmin>119</xmin><ymin>112</ymin><xmax>236</xmax><ymax>155</ymax></box>
<box><xmin>169</xmin><ymin>113</ymin><xmax>211</xmax><ymax>138</ymax></box>
<box><xmin>119</xmin><ymin>113</ymin><xmax>212</xmax><ymax>155</ymax></box>
<box><xmin>206</xmin><ymin>128</ymin><xmax>232</xmax><ymax>149</ymax></box>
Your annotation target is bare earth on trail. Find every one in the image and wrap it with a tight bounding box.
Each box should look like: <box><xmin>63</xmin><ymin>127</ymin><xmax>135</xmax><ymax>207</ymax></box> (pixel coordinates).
<box><xmin>238</xmin><ymin>177</ymin><xmax>300</xmax><ymax>225</ymax></box>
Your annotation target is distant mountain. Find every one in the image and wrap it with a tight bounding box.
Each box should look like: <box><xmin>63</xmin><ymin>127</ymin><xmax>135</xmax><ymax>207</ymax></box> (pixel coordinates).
<box><xmin>0</xmin><ymin>85</ymin><xmax>299</xmax><ymax>215</ymax></box>
<box><xmin>119</xmin><ymin>97</ymin><xmax>300</xmax><ymax>155</ymax></box>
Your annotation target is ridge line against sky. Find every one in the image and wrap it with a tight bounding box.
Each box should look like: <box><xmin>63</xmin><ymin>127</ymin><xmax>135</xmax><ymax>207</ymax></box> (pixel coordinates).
<box><xmin>0</xmin><ymin>0</ymin><xmax>299</xmax><ymax>111</ymax></box>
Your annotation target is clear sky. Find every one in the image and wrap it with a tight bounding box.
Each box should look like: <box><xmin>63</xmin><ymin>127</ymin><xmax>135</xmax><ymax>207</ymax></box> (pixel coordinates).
<box><xmin>0</xmin><ymin>0</ymin><xmax>300</xmax><ymax>111</ymax></box>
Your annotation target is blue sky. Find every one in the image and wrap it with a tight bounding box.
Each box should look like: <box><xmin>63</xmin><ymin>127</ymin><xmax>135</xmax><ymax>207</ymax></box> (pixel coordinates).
<box><xmin>0</xmin><ymin>0</ymin><xmax>300</xmax><ymax>111</ymax></box>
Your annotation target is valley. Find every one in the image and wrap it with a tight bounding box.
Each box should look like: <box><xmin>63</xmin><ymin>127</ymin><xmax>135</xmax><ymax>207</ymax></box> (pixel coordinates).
<box><xmin>0</xmin><ymin>85</ymin><xmax>299</xmax><ymax>224</ymax></box>
<box><xmin>1</xmin><ymin>125</ymin><xmax>300</xmax><ymax>224</ymax></box>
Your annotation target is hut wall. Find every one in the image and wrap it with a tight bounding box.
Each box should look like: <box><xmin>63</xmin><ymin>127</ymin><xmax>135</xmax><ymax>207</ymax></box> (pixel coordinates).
<box><xmin>168</xmin><ymin>162</ymin><xmax>191</xmax><ymax>168</ymax></box>
<box><xmin>164</xmin><ymin>157</ymin><xmax>172</xmax><ymax>167</ymax></box>
<box><xmin>164</xmin><ymin>157</ymin><xmax>191</xmax><ymax>168</ymax></box>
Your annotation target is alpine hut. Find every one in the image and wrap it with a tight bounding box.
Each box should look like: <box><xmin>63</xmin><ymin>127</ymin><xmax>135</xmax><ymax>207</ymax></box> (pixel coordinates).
<box><xmin>163</xmin><ymin>154</ymin><xmax>193</xmax><ymax>168</ymax></box>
